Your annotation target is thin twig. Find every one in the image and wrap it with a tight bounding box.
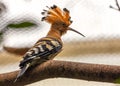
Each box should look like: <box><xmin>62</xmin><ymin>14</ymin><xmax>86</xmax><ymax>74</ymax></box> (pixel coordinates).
<box><xmin>115</xmin><ymin>0</ymin><xmax>120</xmax><ymax>10</ymax></box>
<box><xmin>110</xmin><ymin>0</ymin><xmax>120</xmax><ymax>11</ymax></box>
<box><xmin>0</xmin><ymin>60</ymin><xmax>120</xmax><ymax>86</ymax></box>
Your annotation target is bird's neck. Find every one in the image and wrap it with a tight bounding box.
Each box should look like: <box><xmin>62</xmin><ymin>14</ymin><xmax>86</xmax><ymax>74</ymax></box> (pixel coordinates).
<box><xmin>46</xmin><ymin>27</ymin><xmax>62</xmax><ymax>41</ymax></box>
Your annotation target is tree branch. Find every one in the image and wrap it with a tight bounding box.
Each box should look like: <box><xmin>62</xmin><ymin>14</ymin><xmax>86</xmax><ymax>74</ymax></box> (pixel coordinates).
<box><xmin>0</xmin><ymin>60</ymin><xmax>120</xmax><ymax>86</ymax></box>
<box><xmin>110</xmin><ymin>0</ymin><xmax>120</xmax><ymax>11</ymax></box>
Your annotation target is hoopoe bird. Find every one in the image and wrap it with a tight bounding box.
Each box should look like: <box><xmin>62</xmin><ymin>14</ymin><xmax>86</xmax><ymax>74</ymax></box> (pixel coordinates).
<box><xmin>15</xmin><ymin>5</ymin><xmax>85</xmax><ymax>82</ymax></box>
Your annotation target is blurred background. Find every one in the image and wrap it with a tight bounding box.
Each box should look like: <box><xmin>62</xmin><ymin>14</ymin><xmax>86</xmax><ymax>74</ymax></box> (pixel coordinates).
<box><xmin>0</xmin><ymin>0</ymin><xmax>120</xmax><ymax>86</ymax></box>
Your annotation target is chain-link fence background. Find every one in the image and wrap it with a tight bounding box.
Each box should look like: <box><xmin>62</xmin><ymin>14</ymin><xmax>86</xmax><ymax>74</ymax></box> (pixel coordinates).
<box><xmin>0</xmin><ymin>0</ymin><xmax>120</xmax><ymax>86</ymax></box>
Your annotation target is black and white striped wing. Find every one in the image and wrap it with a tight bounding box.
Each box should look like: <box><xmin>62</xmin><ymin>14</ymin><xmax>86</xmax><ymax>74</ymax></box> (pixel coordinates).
<box><xmin>19</xmin><ymin>38</ymin><xmax>62</xmax><ymax>68</ymax></box>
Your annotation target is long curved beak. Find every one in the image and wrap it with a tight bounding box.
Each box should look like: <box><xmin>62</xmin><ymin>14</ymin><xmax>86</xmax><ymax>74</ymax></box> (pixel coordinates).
<box><xmin>68</xmin><ymin>27</ymin><xmax>85</xmax><ymax>37</ymax></box>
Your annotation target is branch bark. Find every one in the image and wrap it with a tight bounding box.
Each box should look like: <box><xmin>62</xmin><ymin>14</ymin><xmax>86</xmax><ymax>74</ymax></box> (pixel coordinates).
<box><xmin>0</xmin><ymin>60</ymin><xmax>120</xmax><ymax>86</ymax></box>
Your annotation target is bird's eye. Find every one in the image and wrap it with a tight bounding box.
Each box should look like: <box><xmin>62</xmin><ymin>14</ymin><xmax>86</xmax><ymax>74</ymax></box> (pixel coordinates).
<box><xmin>62</xmin><ymin>23</ymin><xmax>67</xmax><ymax>27</ymax></box>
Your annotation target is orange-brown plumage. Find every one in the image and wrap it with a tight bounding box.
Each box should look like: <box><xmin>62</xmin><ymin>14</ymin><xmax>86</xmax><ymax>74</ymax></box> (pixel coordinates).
<box><xmin>42</xmin><ymin>5</ymin><xmax>72</xmax><ymax>25</ymax></box>
<box><xmin>42</xmin><ymin>5</ymin><xmax>74</xmax><ymax>41</ymax></box>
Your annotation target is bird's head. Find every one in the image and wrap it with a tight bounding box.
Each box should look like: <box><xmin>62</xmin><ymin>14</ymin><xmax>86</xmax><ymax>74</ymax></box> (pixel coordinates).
<box><xmin>41</xmin><ymin>5</ymin><xmax>85</xmax><ymax>37</ymax></box>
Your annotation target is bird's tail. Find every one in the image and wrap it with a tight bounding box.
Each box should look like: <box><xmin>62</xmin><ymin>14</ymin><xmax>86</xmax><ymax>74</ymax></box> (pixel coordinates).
<box><xmin>14</xmin><ymin>64</ymin><xmax>29</xmax><ymax>82</ymax></box>
<box><xmin>41</xmin><ymin>5</ymin><xmax>72</xmax><ymax>26</ymax></box>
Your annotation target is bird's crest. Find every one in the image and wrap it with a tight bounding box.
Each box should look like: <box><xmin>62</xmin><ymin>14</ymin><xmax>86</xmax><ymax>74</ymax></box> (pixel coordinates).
<box><xmin>41</xmin><ymin>5</ymin><xmax>72</xmax><ymax>26</ymax></box>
